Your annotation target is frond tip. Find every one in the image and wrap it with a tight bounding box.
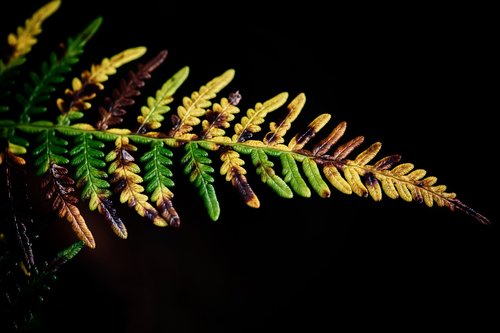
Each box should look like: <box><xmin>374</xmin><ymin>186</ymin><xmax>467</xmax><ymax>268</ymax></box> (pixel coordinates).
<box><xmin>2</xmin><ymin>0</ymin><xmax>61</xmax><ymax>70</ymax></box>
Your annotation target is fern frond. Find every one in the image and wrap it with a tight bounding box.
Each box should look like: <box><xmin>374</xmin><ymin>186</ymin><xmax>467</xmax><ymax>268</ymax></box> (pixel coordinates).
<box><xmin>182</xmin><ymin>142</ymin><xmax>219</xmax><ymax>220</ymax></box>
<box><xmin>41</xmin><ymin>163</ymin><xmax>95</xmax><ymax>248</ymax></box>
<box><xmin>169</xmin><ymin>69</ymin><xmax>235</xmax><ymax>140</ymax></box>
<box><xmin>140</xmin><ymin>141</ymin><xmax>179</xmax><ymax>226</ymax></box>
<box><xmin>97</xmin><ymin>50</ymin><xmax>168</xmax><ymax>130</ymax></box>
<box><xmin>280</xmin><ymin>112</ymin><xmax>490</xmax><ymax>224</ymax></box>
<box><xmin>69</xmin><ymin>133</ymin><xmax>127</xmax><ymax>238</ymax></box>
<box><xmin>136</xmin><ymin>66</ymin><xmax>188</xmax><ymax>133</ymax></box>
<box><xmin>16</xmin><ymin>17</ymin><xmax>102</xmax><ymax>124</ymax></box>
<box><xmin>106</xmin><ymin>135</ymin><xmax>167</xmax><ymax>226</ymax></box>
<box><xmin>1</xmin><ymin>0</ymin><xmax>60</xmax><ymax>72</ymax></box>
<box><xmin>233</xmin><ymin>92</ymin><xmax>288</xmax><ymax>143</ymax></box>
<box><xmin>56</xmin><ymin>47</ymin><xmax>147</xmax><ymax>125</ymax></box>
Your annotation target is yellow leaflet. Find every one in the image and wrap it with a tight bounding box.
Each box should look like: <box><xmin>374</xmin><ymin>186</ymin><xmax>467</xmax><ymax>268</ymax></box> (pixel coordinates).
<box><xmin>232</xmin><ymin>92</ymin><xmax>288</xmax><ymax>142</ymax></box>
<box><xmin>106</xmin><ymin>128</ymin><xmax>131</xmax><ymax>135</ymax></box>
<box><xmin>201</xmin><ymin>97</ymin><xmax>240</xmax><ymax>139</ymax></box>
<box><xmin>379</xmin><ymin>176</ymin><xmax>399</xmax><ymax>199</ymax></box>
<box><xmin>8</xmin><ymin>142</ymin><xmax>27</xmax><ymax>155</ymax></box>
<box><xmin>353</xmin><ymin>142</ymin><xmax>382</xmax><ymax>166</ymax></box>
<box><xmin>395</xmin><ymin>182</ymin><xmax>412</xmax><ymax>202</ymax></box>
<box><xmin>220</xmin><ymin>149</ymin><xmax>246</xmax><ymax>179</ymax></box>
<box><xmin>343</xmin><ymin>167</ymin><xmax>367</xmax><ymax>197</ymax></box>
<box><xmin>408</xmin><ymin>169</ymin><xmax>427</xmax><ymax>180</ymax></box>
<box><xmin>6</xmin><ymin>0</ymin><xmax>60</xmax><ymax>64</ymax></box>
<box><xmin>173</xmin><ymin>69</ymin><xmax>235</xmax><ymax>138</ymax></box>
<box><xmin>71</xmin><ymin>123</ymin><xmax>95</xmax><ymax>131</ymax></box>
<box><xmin>323</xmin><ymin>165</ymin><xmax>352</xmax><ymax>195</ymax></box>
<box><xmin>264</xmin><ymin>93</ymin><xmax>305</xmax><ymax>145</ymax></box>
<box><xmin>89</xmin><ymin>47</ymin><xmax>147</xmax><ymax>83</ymax></box>
<box><xmin>209</xmin><ymin>137</ymin><xmax>232</xmax><ymax>144</ymax></box>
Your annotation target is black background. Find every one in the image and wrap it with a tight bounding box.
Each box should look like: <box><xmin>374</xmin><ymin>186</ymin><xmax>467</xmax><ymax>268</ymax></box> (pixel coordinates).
<box><xmin>2</xmin><ymin>1</ymin><xmax>498</xmax><ymax>332</ymax></box>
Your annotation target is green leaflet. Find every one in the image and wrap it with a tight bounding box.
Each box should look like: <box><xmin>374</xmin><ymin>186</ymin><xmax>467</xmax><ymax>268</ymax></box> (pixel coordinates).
<box><xmin>136</xmin><ymin>66</ymin><xmax>189</xmax><ymax>132</ymax></box>
<box><xmin>32</xmin><ymin>130</ymin><xmax>69</xmax><ymax>175</ymax></box>
<box><xmin>69</xmin><ymin>134</ymin><xmax>110</xmax><ymax>205</ymax></box>
<box><xmin>251</xmin><ymin>149</ymin><xmax>293</xmax><ymax>199</ymax></box>
<box><xmin>182</xmin><ymin>142</ymin><xmax>220</xmax><ymax>221</ymax></box>
<box><xmin>57</xmin><ymin>240</ymin><xmax>85</xmax><ymax>261</ymax></box>
<box><xmin>141</xmin><ymin>141</ymin><xmax>175</xmax><ymax>193</ymax></box>
<box><xmin>302</xmin><ymin>158</ymin><xmax>331</xmax><ymax>198</ymax></box>
<box><xmin>280</xmin><ymin>153</ymin><xmax>311</xmax><ymax>198</ymax></box>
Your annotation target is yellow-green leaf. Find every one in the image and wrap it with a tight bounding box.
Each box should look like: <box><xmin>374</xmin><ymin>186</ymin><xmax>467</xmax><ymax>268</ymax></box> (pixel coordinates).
<box><xmin>323</xmin><ymin>165</ymin><xmax>352</xmax><ymax>195</ymax></box>
<box><xmin>89</xmin><ymin>47</ymin><xmax>147</xmax><ymax>83</ymax></box>
<box><xmin>136</xmin><ymin>66</ymin><xmax>189</xmax><ymax>132</ymax></box>
<box><xmin>302</xmin><ymin>158</ymin><xmax>330</xmax><ymax>198</ymax></box>
<box><xmin>233</xmin><ymin>92</ymin><xmax>288</xmax><ymax>142</ymax></box>
<box><xmin>171</xmin><ymin>69</ymin><xmax>235</xmax><ymax>138</ymax></box>
<box><xmin>4</xmin><ymin>0</ymin><xmax>60</xmax><ymax>68</ymax></box>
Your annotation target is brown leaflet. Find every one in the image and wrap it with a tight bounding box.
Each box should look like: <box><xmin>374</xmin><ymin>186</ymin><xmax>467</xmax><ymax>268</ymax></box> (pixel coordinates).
<box><xmin>97</xmin><ymin>50</ymin><xmax>168</xmax><ymax>130</ymax></box>
<box><xmin>331</xmin><ymin>136</ymin><xmax>365</xmax><ymax>160</ymax></box>
<box><xmin>41</xmin><ymin>163</ymin><xmax>95</xmax><ymax>248</ymax></box>
<box><xmin>231</xmin><ymin>169</ymin><xmax>260</xmax><ymax>208</ymax></box>
<box><xmin>312</xmin><ymin>121</ymin><xmax>347</xmax><ymax>156</ymax></box>
<box><xmin>97</xmin><ymin>197</ymin><xmax>128</xmax><ymax>238</ymax></box>
<box><xmin>373</xmin><ymin>155</ymin><xmax>401</xmax><ymax>170</ymax></box>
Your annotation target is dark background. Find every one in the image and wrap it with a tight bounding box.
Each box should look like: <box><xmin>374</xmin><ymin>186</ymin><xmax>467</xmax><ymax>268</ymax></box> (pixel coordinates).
<box><xmin>2</xmin><ymin>1</ymin><xmax>498</xmax><ymax>332</ymax></box>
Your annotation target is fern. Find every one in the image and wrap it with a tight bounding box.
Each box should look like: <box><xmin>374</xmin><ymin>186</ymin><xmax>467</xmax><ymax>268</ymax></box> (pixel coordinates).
<box><xmin>0</xmin><ymin>19</ymin><xmax>491</xmax><ymax>248</ymax></box>
<box><xmin>0</xmin><ymin>1</ymin><xmax>493</xmax><ymax>330</ymax></box>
